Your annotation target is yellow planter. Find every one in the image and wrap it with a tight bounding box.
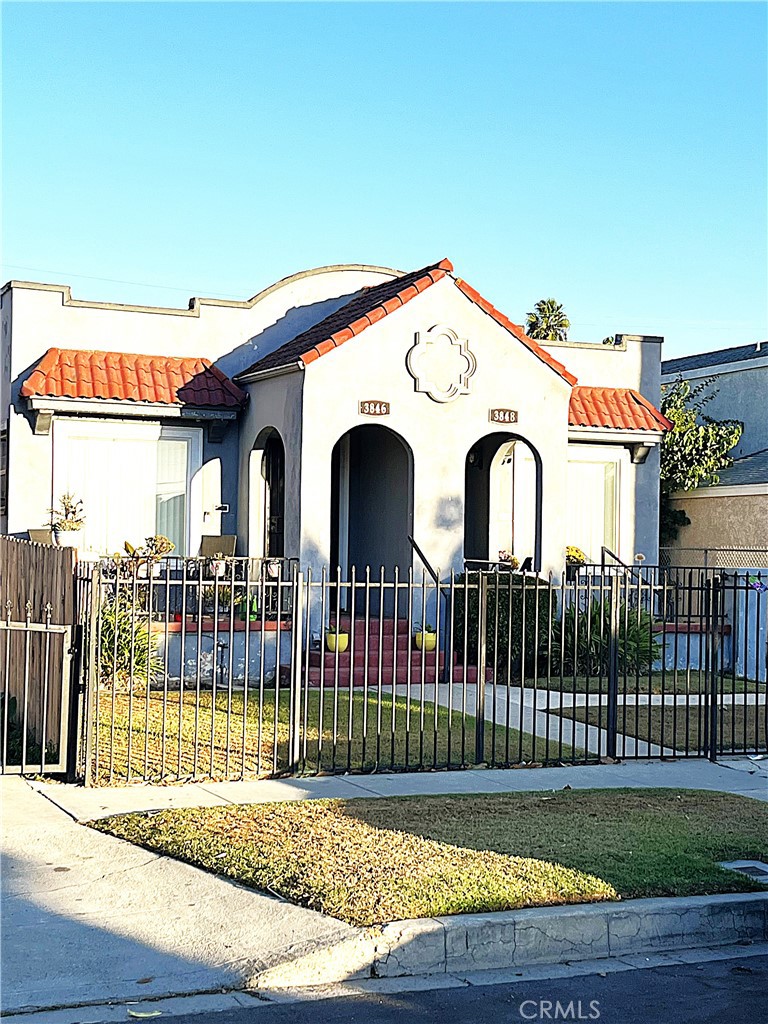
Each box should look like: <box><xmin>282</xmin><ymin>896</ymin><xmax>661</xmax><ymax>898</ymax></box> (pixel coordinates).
<box><xmin>326</xmin><ymin>632</ymin><xmax>349</xmax><ymax>653</ymax></box>
<box><xmin>414</xmin><ymin>631</ymin><xmax>437</xmax><ymax>652</ymax></box>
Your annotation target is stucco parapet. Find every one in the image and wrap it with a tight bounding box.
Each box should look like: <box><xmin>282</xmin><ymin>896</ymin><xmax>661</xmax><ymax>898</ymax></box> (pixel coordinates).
<box><xmin>1</xmin><ymin>264</ymin><xmax>400</xmax><ymax>318</ymax></box>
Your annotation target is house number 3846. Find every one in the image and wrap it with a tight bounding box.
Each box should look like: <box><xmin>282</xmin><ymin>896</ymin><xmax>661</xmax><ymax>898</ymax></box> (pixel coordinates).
<box><xmin>359</xmin><ymin>401</ymin><xmax>390</xmax><ymax>416</ymax></box>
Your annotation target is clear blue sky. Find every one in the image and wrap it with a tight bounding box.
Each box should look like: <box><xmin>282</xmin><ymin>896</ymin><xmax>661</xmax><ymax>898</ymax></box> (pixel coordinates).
<box><xmin>3</xmin><ymin>2</ymin><xmax>766</xmax><ymax>358</ymax></box>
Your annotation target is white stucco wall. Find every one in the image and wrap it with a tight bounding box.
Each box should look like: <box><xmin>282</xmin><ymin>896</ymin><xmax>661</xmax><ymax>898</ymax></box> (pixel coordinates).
<box><xmin>1</xmin><ymin>266</ymin><xmax>396</xmax><ymax>539</ymax></box>
<box><xmin>545</xmin><ymin>334</ymin><xmax>664</xmax><ymax>564</ymax></box>
<box><xmin>296</xmin><ymin>277</ymin><xmax>573</xmax><ymax>578</ymax></box>
<box><xmin>544</xmin><ymin>334</ymin><xmax>663</xmax><ymax>401</ymax></box>
<box><xmin>238</xmin><ymin>370</ymin><xmax>304</xmax><ymax>558</ymax></box>
<box><xmin>2</xmin><ymin>268</ymin><xmax>667</xmax><ymax>568</ymax></box>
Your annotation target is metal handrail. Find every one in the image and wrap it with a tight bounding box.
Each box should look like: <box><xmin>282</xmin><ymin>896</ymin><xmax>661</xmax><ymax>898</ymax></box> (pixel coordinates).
<box><xmin>407</xmin><ymin>535</ymin><xmax>439</xmax><ymax>585</ymax></box>
<box><xmin>407</xmin><ymin>535</ymin><xmax>449</xmax><ymax>683</ymax></box>
<box><xmin>600</xmin><ymin>546</ymin><xmax>632</xmax><ymax>571</ymax></box>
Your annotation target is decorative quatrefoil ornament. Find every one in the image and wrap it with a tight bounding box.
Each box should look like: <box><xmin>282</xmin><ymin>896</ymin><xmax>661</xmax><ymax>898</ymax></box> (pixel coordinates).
<box><xmin>406</xmin><ymin>324</ymin><xmax>477</xmax><ymax>404</ymax></box>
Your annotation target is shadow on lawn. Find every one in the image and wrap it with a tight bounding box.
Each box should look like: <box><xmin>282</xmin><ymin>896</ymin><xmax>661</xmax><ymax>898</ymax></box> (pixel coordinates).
<box><xmin>340</xmin><ymin>788</ymin><xmax>768</xmax><ymax>903</ymax></box>
<box><xmin>93</xmin><ymin>687</ymin><xmax>578</xmax><ymax>785</ymax></box>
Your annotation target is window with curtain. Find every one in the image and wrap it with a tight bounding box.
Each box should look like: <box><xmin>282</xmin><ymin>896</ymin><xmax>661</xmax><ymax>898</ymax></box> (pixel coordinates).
<box><xmin>53</xmin><ymin>421</ymin><xmax>201</xmax><ymax>557</ymax></box>
<box><xmin>566</xmin><ymin>454</ymin><xmax>620</xmax><ymax>562</ymax></box>
<box><xmin>156</xmin><ymin>436</ymin><xmax>190</xmax><ymax>556</ymax></box>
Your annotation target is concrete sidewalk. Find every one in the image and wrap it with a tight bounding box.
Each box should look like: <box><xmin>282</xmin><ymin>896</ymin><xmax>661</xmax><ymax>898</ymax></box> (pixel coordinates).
<box><xmin>1</xmin><ymin>776</ymin><xmax>353</xmax><ymax>1015</ymax></box>
<box><xmin>29</xmin><ymin>755</ymin><xmax>768</xmax><ymax>821</ymax></box>
<box><xmin>3</xmin><ymin>758</ymin><xmax>766</xmax><ymax>1018</ymax></box>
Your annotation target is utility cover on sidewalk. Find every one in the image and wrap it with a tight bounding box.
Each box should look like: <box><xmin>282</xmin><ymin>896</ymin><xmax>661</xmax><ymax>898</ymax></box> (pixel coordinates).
<box><xmin>719</xmin><ymin>860</ymin><xmax>768</xmax><ymax>879</ymax></box>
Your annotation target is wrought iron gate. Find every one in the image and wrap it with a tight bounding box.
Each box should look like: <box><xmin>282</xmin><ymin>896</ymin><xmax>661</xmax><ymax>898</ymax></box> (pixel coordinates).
<box><xmin>0</xmin><ymin>536</ymin><xmax>82</xmax><ymax>776</ymax></box>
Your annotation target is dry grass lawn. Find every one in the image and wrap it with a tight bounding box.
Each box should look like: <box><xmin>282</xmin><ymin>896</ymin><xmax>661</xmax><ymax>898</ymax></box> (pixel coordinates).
<box><xmin>91</xmin><ymin>788</ymin><xmax>768</xmax><ymax>926</ymax></box>
<box><xmin>92</xmin><ymin>687</ymin><xmax>570</xmax><ymax>784</ymax></box>
<box><xmin>559</xmin><ymin>702</ymin><xmax>766</xmax><ymax>754</ymax></box>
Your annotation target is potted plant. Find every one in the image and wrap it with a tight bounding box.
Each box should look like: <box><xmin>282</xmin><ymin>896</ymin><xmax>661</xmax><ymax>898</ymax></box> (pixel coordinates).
<box><xmin>565</xmin><ymin>545</ymin><xmax>587</xmax><ymax>582</ymax></box>
<box><xmin>124</xmin><ymin>536</ymin><xmax>175</xmax><ymax>578</ymax></box>
<box><xmin>414</xmin><ymin>623</ymin><xmax>437</xmax><ymax>652</ymax></box>
<box><xmin>325</xmin><ymin>626</ymin><xmax>349</xmax><ymax>653</ymax></box>
<box><xmin>497</xmin><ymin>550</ymin><xmax>520</xmax><ymax>572</ymax></box>
<box><xmin>237</xmin><ymin>592</ymin><xmax>259</xmax><ymax>622</ymax></box>
<box><xmin>49</xmin><ymin>492</ymin><xmax>85</xmax><ymax>548</ymax></box>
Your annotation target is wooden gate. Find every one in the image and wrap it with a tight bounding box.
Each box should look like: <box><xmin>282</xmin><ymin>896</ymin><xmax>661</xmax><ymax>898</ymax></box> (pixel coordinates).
<box><xmin>0</xmin><ymin>536</ymin><xmax>77</xmax><ymax>774</ymax></box>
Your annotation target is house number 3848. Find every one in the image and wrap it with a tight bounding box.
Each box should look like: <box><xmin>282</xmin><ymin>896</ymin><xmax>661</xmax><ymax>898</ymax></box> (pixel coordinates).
<box><xmin>359</xmin><ymin>401</ymin><xmax>390</xmax><ymax>416</ymax></box>
<box><xmin>489</xmin><ymin>408</ymin><xmax>518</xmax><ymax>424</ymax></box>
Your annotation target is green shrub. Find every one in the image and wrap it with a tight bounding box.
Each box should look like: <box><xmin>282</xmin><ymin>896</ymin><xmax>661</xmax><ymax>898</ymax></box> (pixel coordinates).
<box><xmin>99</xmin><ymin>592</ymin><xmax>161</xmax><ymax>689</ymax></box>
<box><xmin>551</xmin><ymin>598</ymin><xmax>661</xmax><ymax>675</ymax></box>
<box><xmin>452</xmin><ymin>572</ymin><xmax>553</xmax><ymax>680</ymax></box>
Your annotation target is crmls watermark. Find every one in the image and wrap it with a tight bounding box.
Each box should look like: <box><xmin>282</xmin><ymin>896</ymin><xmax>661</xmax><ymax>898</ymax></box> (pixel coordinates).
<box><xmin>518</xmin><ymin>999</ymin><xmax>601</xmax><ymax>1020</ymax></box>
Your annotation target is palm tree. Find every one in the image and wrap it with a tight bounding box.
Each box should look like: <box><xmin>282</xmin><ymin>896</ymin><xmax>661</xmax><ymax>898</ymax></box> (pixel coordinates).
<box><xmin>525</xmin><ymin>298</ymin><xmax>570</xmax><ymax>342</ymax></box>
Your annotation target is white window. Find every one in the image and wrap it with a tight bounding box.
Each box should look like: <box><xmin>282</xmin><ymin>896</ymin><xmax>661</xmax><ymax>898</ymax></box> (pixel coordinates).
<box><xmin>566</xmin><ymin>447</ymin><xmax>626</xmax><ymax>563</ymax></box>
<box><xmin>53</xmin><ymin>420</ymin><xmax>202</xmax><ymax>557</ymax></box>
<box><xmin>156</xmin><ymin>430</ymin><xmax>195</xmax><ymax>557</ymax></box>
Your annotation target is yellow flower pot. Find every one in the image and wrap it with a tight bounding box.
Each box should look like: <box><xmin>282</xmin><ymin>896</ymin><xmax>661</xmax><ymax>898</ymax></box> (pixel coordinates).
<box><xmin>326</xmin><ymin>632</ymin><xmax>349</xmax><ymax>653</ymax></box>
<box><xmin>414</xmin><ymin>631</ymin><xmax>437</xmax><ymax>652</ymax></box>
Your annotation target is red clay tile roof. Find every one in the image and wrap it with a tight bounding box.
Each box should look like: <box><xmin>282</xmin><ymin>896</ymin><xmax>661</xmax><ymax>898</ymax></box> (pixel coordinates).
<box><xmin>238</xmin><ymin>258</ymin><xmax>577</xmax><ymax>385</ymax></box>
<box><xmin>569</xmin><ymin>386</ymin><xmax>672</xmax><ymax>432</ymax></box>
<box><xmin>453</xmin><ymin>279</ymin><xmax>578</xmax><ymax>386</ymax></box>
<box><xmin>21</xmin><ymin>348</ymin><xmax>247</xmax><ymax>408</ymax></box>
<box><xmin>240</xmin><ymin>259</ymin><xmax>454</xmax><ymax>376</ymax></box>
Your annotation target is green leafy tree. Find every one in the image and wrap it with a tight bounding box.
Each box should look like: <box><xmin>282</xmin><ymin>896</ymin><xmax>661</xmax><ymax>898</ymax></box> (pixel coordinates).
<box><xmin>525</xmin><ymin>298</ymin><xmax>570</xmax><ymax>342</ymax></box>
<box><xmin>659</xmin><ymin>376</ymin><xmax>742</xmax><ymax>543</ymax></box>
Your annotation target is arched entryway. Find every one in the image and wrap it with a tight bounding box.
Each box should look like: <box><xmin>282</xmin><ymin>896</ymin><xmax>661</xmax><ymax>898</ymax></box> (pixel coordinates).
<box><xmin>330</xmin><ymin>424</ymin><xmax>413</xmax><ymax>580</ymax></box>
<box><xmin>248</xmin><ymin>428</ymin><xmax>285</xmax><ymax>559</ymax></box>
<box><xmin>464</xmin><ymin>432</ymin><xmax>542</xmax><ymax>571</ymax></box>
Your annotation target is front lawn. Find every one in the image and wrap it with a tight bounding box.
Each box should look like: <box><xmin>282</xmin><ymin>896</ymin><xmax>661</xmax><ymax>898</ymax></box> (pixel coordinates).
<box><xmin>93</xmin><ymin>687</ymin><xmax>566</xmax><ymax>784</ymax></box>
<box><xmin>557</xmin><ymin>702</ymin><xmax>766</xmax><ymax>754</ymax></box>
<box><xmin>91</xmin><ymin>788</ymin><xmax>768</xmax><ymax>925</ymax></box>
<box><xmin>520</xmin><ymin>672</ymin><xmax>762</xmax><ymax>694</ymax></box>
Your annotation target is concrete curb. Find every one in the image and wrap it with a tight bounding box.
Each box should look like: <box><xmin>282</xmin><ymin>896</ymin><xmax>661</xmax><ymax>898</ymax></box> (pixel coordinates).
<box><xmin>255</xmin><ymin>892</ymin><xmax>768</xmax><ymax>988</ymax></box>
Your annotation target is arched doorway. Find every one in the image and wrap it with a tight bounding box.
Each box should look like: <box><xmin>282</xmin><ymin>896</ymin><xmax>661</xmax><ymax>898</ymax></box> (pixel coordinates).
<box><xmin>464</xmin><ymin>432</ymin><xmax>542</xmax><ymax>571</ymax></box>
<box><xmin>248</xmin><ymin>428</ymin><xmax>285</xmax><ymax>559</ymax></box>
<box><xmin>330</xmin><ymin>425</ymin><xmax>413</xmax><ymax>580</ymax></box>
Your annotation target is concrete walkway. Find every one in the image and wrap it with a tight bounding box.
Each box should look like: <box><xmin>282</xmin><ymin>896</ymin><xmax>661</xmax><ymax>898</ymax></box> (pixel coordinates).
<box><xmin>26</xmin><ymin>754</ymin><xmax>768</xmax><ymax>821</ymax></box>
<box><xmin>395</xmin><ymin>681</ymin><xmax>766</xmax><ymax>760</ymax></box>
<box><xmin>1</xmin><ymin>776</ymin><xmax>353</xmax><ymax>1015</ymax></box>
<box><xmin>3</xmin><ymin>758</ymin><xmax>766</xmax><ymax>1018</ymax></box>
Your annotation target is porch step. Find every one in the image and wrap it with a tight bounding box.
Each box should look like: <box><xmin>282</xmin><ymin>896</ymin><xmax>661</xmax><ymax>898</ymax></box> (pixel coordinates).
<box><xmin>309</xmin><ymin>648</ymin><xmax>442</xmax><ymax>671</ymax></box>
<box><xmin>305</xmin><ymin>661</ymin><xmax>488</xmax><ymax>687</ymax></box>
<box><xmin>329</xmin><ymin>616</ymin><xmax>413</xmax><ymax>638</ymax></box>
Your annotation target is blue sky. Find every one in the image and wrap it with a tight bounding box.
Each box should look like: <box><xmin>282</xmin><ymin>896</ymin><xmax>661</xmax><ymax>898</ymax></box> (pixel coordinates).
<box><xmin>3</xmin><ymin>2</ymin><xmax>766</xmax><ymax>357</ymax></box>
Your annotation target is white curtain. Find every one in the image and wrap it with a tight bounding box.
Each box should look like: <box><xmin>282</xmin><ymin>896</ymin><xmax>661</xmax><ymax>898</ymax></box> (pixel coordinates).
<box><xmin>566</xmin><ymin>457</ymin><xmax>619</xmax><ymax>562</ymax></box>
<box><xmin>53</xmin><ymin>421</ymin><xmax>160</xmax><ymax>557</ymax></box>
<box><xmin>156</xmin><ymin>437</ymin><xmax>189</xmax><ymax>556</ymax></box>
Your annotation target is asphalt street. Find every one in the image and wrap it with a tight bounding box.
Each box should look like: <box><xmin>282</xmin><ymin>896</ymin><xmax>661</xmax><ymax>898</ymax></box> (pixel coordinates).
<box><xmin>168</xmin><ymin>956</ymin><xmax>768</xmax><ymax>1024</ymax></box>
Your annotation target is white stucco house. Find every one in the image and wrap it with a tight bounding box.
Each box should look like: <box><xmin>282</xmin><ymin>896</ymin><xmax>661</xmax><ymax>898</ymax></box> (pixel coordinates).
<box><xmin>1</xmin><ymin>258</ymin><xmax>671</xmax><ymax>577</ymax></box>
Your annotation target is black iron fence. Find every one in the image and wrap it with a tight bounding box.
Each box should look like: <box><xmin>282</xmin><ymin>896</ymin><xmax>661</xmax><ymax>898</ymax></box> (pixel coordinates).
<box><xmin>82</xmin><ymin>557</ymin><xmax>767</xmax><ymax>785</ymax></box>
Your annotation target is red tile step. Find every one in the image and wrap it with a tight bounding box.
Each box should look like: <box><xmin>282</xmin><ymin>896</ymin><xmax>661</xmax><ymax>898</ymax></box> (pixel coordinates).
<box><xmin>306</xmin><ymin>656</ymin><xmax>488</xmax><ymax>687</ymax></box>
<box><xmin>307</xmin><ymin>616</ymin><xmax>488</xmax><ymax>687</ymax></box>
<box><xmin>328</xmin><ymin>616</ymin><xmax>413</xmax><ymax>637</ymax></box>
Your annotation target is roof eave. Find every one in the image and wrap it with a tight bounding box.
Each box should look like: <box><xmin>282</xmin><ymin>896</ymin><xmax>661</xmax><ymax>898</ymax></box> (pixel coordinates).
<box><xmin>568</xmin><ymin>426</ymin><xmax>665</xmax><ymax>445</ymax></box>
<box><xmin>234</xmin><ymin>360</ymin><xmax>304</xmax><ymax>385</ymax></box>
<box><xmin>25</xmin><ymin>395</ymin><xmax>241</xmax><ymax>420</ymax></box>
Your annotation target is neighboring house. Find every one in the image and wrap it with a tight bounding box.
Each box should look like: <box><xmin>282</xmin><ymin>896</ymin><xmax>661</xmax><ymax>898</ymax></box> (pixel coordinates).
<box><xmin>661</xmin><ymin>341</ymin><xmax>768</xmax><ymax>559</ymax></box>
<box><xmin>1</xmin><ymin>258</ymin><xmax>670</xmax><ymax>575</ymax></box>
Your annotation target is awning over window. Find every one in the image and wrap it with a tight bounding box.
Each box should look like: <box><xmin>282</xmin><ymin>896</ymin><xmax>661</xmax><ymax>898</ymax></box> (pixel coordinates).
<box><xmin>21</xmin><ymin>348</ymin><xmax>247</xmax><ymax>411</ymax></box>
<box><xmin>569</xmin><ymin>386</ymin><xmax>671</xmax><ymax>432</ymax></box>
